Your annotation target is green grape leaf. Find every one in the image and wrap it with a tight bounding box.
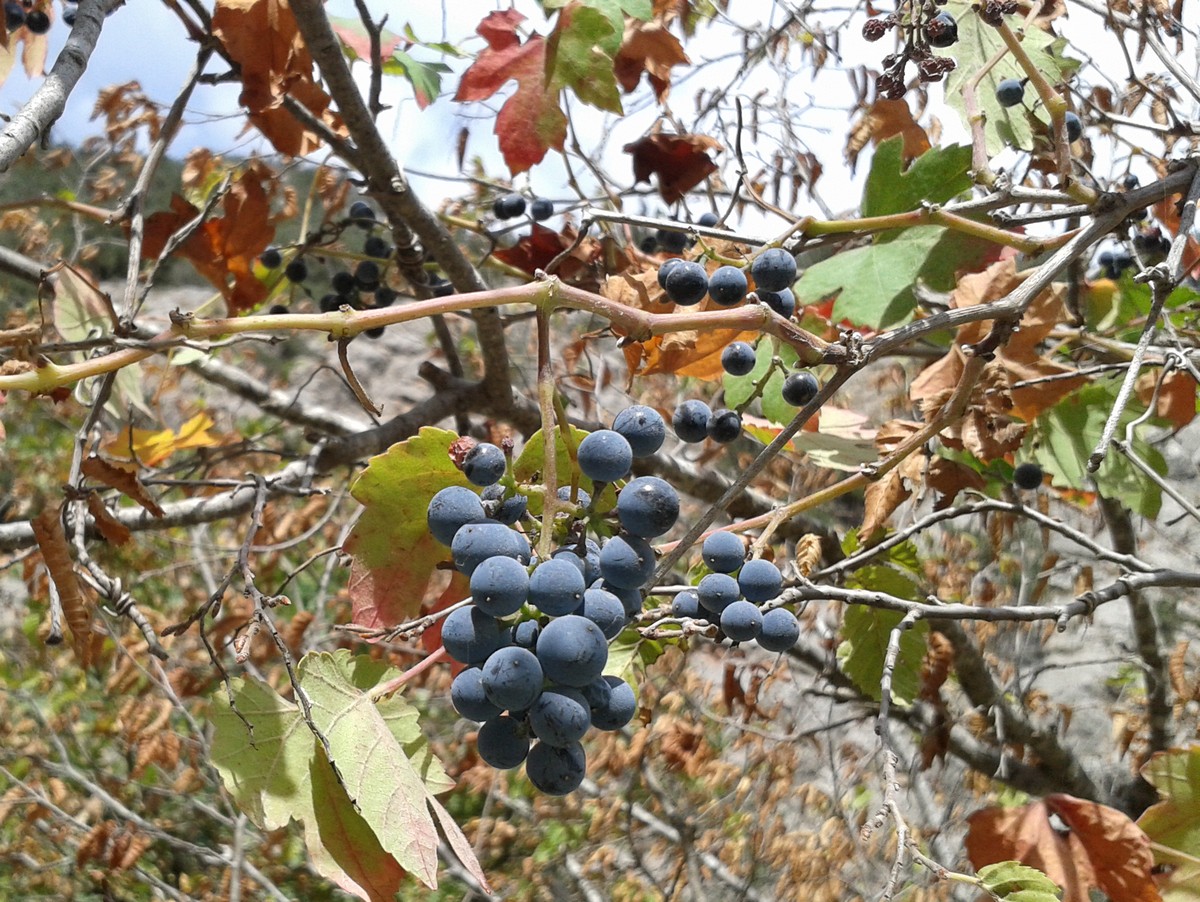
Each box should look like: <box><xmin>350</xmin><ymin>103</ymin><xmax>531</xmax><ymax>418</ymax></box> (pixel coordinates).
<box><xmin>383</xmin><ymin>51</ymin><xmax>452</xmax><ymax>108</ymax></box>
<box><xmin>837</xmin><ymin>567</ymin><xmax>927</xmax><ymax>703</ymax></box>
<box><xmin>977</xmin><ymin>861</ymin><xmax>1062</xmax><ymax>901</ymax></box>
<box><xmin>1139</xmin><ymin>746</ymin><xmax>1200</xmax><ymax>899</ymax></box>
<box><xmin>545</xmin><ymin>4</ymin><xmax>623</xmax><ymax>113</ymax></box>
<box><xmin>513</xmin><ymin>426</ymin><xmax>614</xmax><ymax>515</ymax></box>
<box><xmin>345</xmin><ymin>427</ymin><xmax>471</xmax><ymax>630</ymax></box>
<box><xmin>862</xmin><ymin>138</ymin><xmax>973</xmax><ymax>218</ymax></box>
<box><xmin>541</xmin><ymin>0</ymin><xmax>653</xmax><ymax>20</ymax></box>
<box><xmin>942</xmin><ymin>0</ymin><xmax>1080</xmax><ymax>155</ymax></box>
<box><xmin>1029</xmin><ymin>381</ymin><xmax>1167</xmax><ymax>519</ymax></box>
<box><xmin>722</xmin><ymin>337</ymin><xmax>800</xmax><ymax>425</ymax></box>
<box><xmin>211</xmin><ymin>651</ymin><xmax>483</xmax><ymax>899</ymax></box>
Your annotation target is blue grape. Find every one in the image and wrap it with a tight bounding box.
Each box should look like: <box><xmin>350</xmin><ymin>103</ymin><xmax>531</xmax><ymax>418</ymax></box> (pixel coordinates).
<box><xmin>527</xmin><ymin>558</ymin><xmax>585</xmax><ymax>616</ymax></box>
<box><xmin>1064</xmin><ymin>111</ymin><xmax>1082</xmax><ymax>142</ymax></box>
<box><xmin>530</xmin><ymin>198</ymin><xmax>554</xmax><ymax>221</ymax></box>
<box><xmin>581</xmin><ymin>675</ymin><xmax>612</xmax><ymax>709</ymax></box>
<box><xmin>657</xmin><ymin>227</ymin><xmax>688</xmax><ymax>254</ymax></box>
<box><xmin>355</xmin><ymin>260</ymin><xmax>380</xmax><ymax>290</ymax></box>
<box><xmin>759</xmin><ymin>608</ymin><xmax>800</xmax><ymax>652</ymax></box>
<box><xmin>526</xmin><ymin>741</ymin><xmax>586</xmax><ymax>795</ymax></box>
<box><xmin>671</xmin><ymin>588</ymin><xmax>701</xmax><ymax>618</ymax></box>
<box><xmin>551</xmin><ymin>539</ymin><xmax>601</xmax><ymax>585</ymax></box>
<box><xmin>513</xmin><ymin>619</ymin><xmax>541</xmax><ymax>649</ymax></box>
<box><xmin>591</xmin><ymin>676</ymin><xmax>636</xmax><ymax>730</ymax></box>
<box><xmin>665</xmin><ymin>261</ymin><xmax>709</xmax><ymax>306</ymax></box>
<box><xmin>707</xmin><ymin>408</ymin><xmax>742</xmax><ymax>444</ymax></box>
<box><xmin>462</xmin><ymin>442</ymin><xmax>506</xmax><ymax>487</ymax></box>
<box><xmin>482</xmin><ymin>484</ymin><xmax>527</xmax><ymax>525</ymax></box>
<box><xmin>738</xmin><ymin>558</ymin><xmax>782</xmax><ymax>602</ymax></box>
<box><xmin>759</xmin><ymin>287</ymin><xmax>796</xmax><ymax>318</ymax></box>
<box><xmin>697</xmin><ymin>573</ymin><xmax>740</xmax><ymax>614</ymax></box>
<box><xmin>580</xmin><ymin>586</ymin><xmax>627</xmax><ymax>639</ymax></box>
<box><xmin>529</xmin><ymin>687</ymin><xmax>591</xmax><ymax>746</ymax></box>
<box><xmin>470</xmin><ymin>555</ymin><xmax>530</xmax><ymax>617</ymax></box>
<box><xmin>698</xmin><ymin>211</ymin><xmax>720</xmax><ymax>227</ymax></box>
<box><xmin>702</xmin><ymin>531</ymin><xmax>745</xmax><ymax>573</ymax></box>
<box><xmin>995</xmin><ymin>78</ymin><xmax>1024</xmax><ymax>107</ymax></box>
<box><xmin>349</xmin><ymin>200</ymin><xmax>376</xmax><ymax>225</ymax></box>
<box><xmin>441</xmin><ymin>605</ymin><xmax>509</xmax><ymax>665</ymax></box>
<box><xmin>477</xmin><ymin>715</ymin><xmax>529</xmax><ymax>769</ymax></box>
<box><xmin>577</xmin><ymin>430</ymin><xmax>633</xmax><ymax>483</ymax></box>
<box><xmin>451</xmin><ymin>522</ymin><xmax>530</xmax><ymax>576</ymax></box>
<box><xmin>599</xmin><ymin>534</ymin><xmax>656</xmax><ymax>589</ymax></box>
<box><xmin>612</xmin><ymin>405</ymin><xmax>666</xmax><ymax>458</ymax></box>
<box><xmin>1013</xmin><ymin>462</ymin><xmax>1044</xmax><ymax>490</ymax></box>
<box><xmin>536</xmin><ymin>615</ymin><xmax>608</xmax><ymax>688</ymax></box>
<box><xmin>601</xmin><ymin>581</ymin><xmax>643</xmax><ymax>619</ymax></box>
<box><xmin>427</xmin><ymin>486</ymin><xmax>485</xmax><ymax>546</ymax></box>
<box><xmin>481</xmin><ymin>646</ymin><xmax>544</xmax><ymax>711</ymax></box>
<box><xmin>751</xmin><ymin>247</ymin><xmax>797</xmax><ymax>292</ymax></box>
<box><xmin>720</xmin><ymin>600</ymin><xmax>763</xmax><ymax>642</ymax></box>
<box><xmin>926</xmin><ymin>10</ymin><xmax>958</xmax><ymax>47</ymax></box>
<box><xmin>617</xmin><ymin>476</ymin><xmax>679</xmax><ymax>538</ymax></box>
<box><xmin>259</xmin><ymin>247</ymin><xmax>282</xmax><ymax>268</ymax></box>
<box><xmin>556</xmin><ymin>485</ymin><xmax>592</xmax><ymax>510</ymax></box>
<box><xmin>722</xmin><ymin>341</ymin><xmax>756</xmax><ymax>376</ymax></box>
<box><xmin>782</xmin><ymin>371</ymin><xmax>819</xmax><ymax>407</ymax></box>
<box><xmin>657</xmin><ymin>257</ymin><xmax>684</xmax><ymax>290</ymax></box>
<box><xmin>493</xmin><ymin>193</ymin><xmax>526</xmax><ymax>219</ymax></box>
<box><xmin>708</xmin><ymin>265</ymin><xmax>748</xmax><ymax>306</ymax></box>
<box><xmin>673</xmin><ymin>399</ymin><xmax>711</xmax><ymax>443</ymax></box>
<box><xmin>451</xmin><ymin>668</ymin><xmax>503</xmax><ymax>722</ymax></box>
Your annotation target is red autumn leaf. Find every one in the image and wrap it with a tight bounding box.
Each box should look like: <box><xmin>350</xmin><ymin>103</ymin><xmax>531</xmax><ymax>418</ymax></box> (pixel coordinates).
<box><xmin>613</xmin><ymin>20</ymin><xmax>689</xmax><ymax>101</ymax></box>
<box><xmin>455</xmin><ymin>10</ymin><xmax>567</xmax><ymax>175</ymax></box>
<box><xmin>624</xmin><ymin>132</ymin><xmax>722</xmax><ymax>204</ymax></box>
<box><xmin>966</xmin><ymin>793</ymin><xmax>1162</xmax><ymax>902</ymax></box>
<box><xmin>212</xmin><ymin>0</ymin><xmax>347</xmax><ymax>157</ymax></box>
<box><xmin>141</xmin><ymin>165</ymin><xmax>277</xmax><ymax>315</ymax></box>
<box><xmin>493</xmin><ymin>224</ymin><xmax>610</xmax><ymax>290</ymax></box>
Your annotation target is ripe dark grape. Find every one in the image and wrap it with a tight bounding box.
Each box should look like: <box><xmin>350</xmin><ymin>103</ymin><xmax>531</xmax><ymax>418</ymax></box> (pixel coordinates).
<box><xmin>482</xmin><ymin>484</ymin><xmax>527</xmax><ymax>525</ymax></box>
<box><xmin>697</xmin><ymin>573</ymin><xmax>740</xmax><ymax>615</ymax></box>
<box><xmin>657</xmin><ymin>257</ymin><xmax>684</xmax><ymax>289</ymax></box>
<box><xmin>374</xmin><ymin>286</ymin><xmax>398</xmax><ymax>307</ymax></box>
<box><xmin>1013</xmin><ymin>461</ymin><xmax>1044</xmax><ymax>490</ymax></box>
<box><xmin>477</xmin><ymin>715</ymin><xmax>530</xmax><ymax>769</ymax></box>
<box><xmin>671</xmin><ymin>588</ymin><xmax>702</xmax><ymax>618</ymax></box>
<box><xmin>580</xmin><ymin>586</ymin><xmax>626</xmax><ymax>639</ymax></box>
<box><xmin>481</xmin><ymin>646</ymin><xmax>544</xmax><ymax>711</ymax></box>
<box><xmin>363</xmin><ymin>235</ymin><xmax>391</xmax><ymax>258</ymax></box>
<box><xmin>759</xmin><ymin>607</ymin><xmax>800</xmax><ymax>652</ymax></box>
<box><xmin>581</xmin><ymin>675</ymin><xmax>612</xmax><ymax>710</ymax></box>
<box><xmin>451</xmin><ymin>667</ymin><xmax>503</xmax><ymax>722</ymax></box>
<box><xmin>525</xmin><ymin>740</ymin><xmax>586</xmax><ymax>795</ymax></box>
<box><xmin>25</xmin><ymin>9</ymin><xmax>49</xmax><ymax>33</ymax></box>
<box><xmin>657</xmin><ymin>227</ymin><xmax>688</xmax><ymax>254</ymax></box>
<box><xmin>441</xmin><ymin>604</ymin><xmax>509</xmax><ymax>665</ymax></box>
<box><xmin>617</xmin><ymin>476</ymin><xmax>679</xmax><ymax>538</ymax></box>
<box><xmin>470</xmin><ymin>555</ymin><xmax>530</xmax><ymax>617</ymax></box>
<box><xmin>602</xmin><ymin>581</ymin><xmax>642</xmax><ymax>619</ymax></box>
<box><xmin>530</xmin><ymin>198</ymin><xmax>554</xmax><ymax>221</ymax></box>
<box><xmin>759</xmin><ymin>287</ymin><xmax>796</xmax><ymax>318</ymax></box>
<box><xmin>599</xmin><ymin>534</ymin><xmax>656</xmax><ymax>589</ymax></box>
<box><xmin>529</xmin><ymin>687</ymin><xmax>591</xmax><ymax>746</ymax></box>
<box><xmin>431</xmin><ymin>277</ymin><xmax>455</xmax><ymax>297</ymax></box>
<box><xmin>319</xmin><ymin>293</ymin><xmax>341</xmax><ymax>313</ymax></box>
<box><xmin>528</xmin><ymin>558</ymin><xmax>585</xmax><ymax>616</ymax></box>
<box><xmin>612</xmin><ymin>405</ymin><xmax>666</xmax><ymax>458</ymax></box>
<box><xmin>260</xmin><ymin>247</ymin><xmax>282</xmax><ymax>268</ymax></box>
<box><xmin>513</xmin><ymin>619</ymin><xmax>540</xmax><ymax>649</ymax></box>
<box><xmin>536</xmin><ymin>615</ymin><xmax>609</xmax><ymax>688</ymax></box>
<box><xmin>556</xmin><ymin>484</ymin><xmax>592</xmax><ymax>510</ymax></box>
<box><xmin>665</xmin><ymin>261</ymin><xmax>709</xmax><ymax>306</ymax></box>
<box><xmin>284</xmin><ymin>259</ymin><xmax>308</xmax><ymax>283</ymax></box>
<box><xmin>63</xmin><ymin>5</ymin><xmax>77</xmax><ymax>26</ymax></box>
<box><xmin>720</xmin><ymin>599</ymin><xmax>763</xmax><ymax>642</ymax></box>
<box><xmin>995</xmin><ymin>78</ymin><xmax>1025</xmax><ymax>107</ymax></box>
<box><xmin>451</xmin><ymin>522</ymin><xmax>530</xmax><ymax>576</ymax></box>
<box><xmin>707</xmin><ymin>408</ymin><xmax>742</xmax><ymax>444</ymax></box>
<box><xmin>673</xmin><ymin>399</ymin><xmax>712</xmax><ymax>443</ymax></box>
<box><xmin>702</xmin><ymin>531</ymin><xmax>745</xmax><ymax>574</ymax></box>
<box><xmin>751</xmin><ymin>248</ymin><xmax>797</xmax><ymax>292</ymax></box>
<box><xmin>462</xmin><ymin>442</ymin><xmax>506</xmax><ymax>487</ymax></box>
<box><xmin>552</xmin><ymin>538</ymin><xmax>602</xmax><ymax>584</ymax></box>
<box><xmin>1123</xmin><ymin>173</ymin><xmax>1140</xmax><ymax>190</ymax></box>
<box><xmin>698</xmin><ymin>211</ymin><xmax>720</xmax><ymax>227</ymax></box>
<box><xmin>722</xmin><ymin>341</ymin><xmax>756</xmax><ymax>376</ymax></box>
<box><xmin>268</xmin><ymin>304</ymin><xmax>289</xmax><ymax>315</ymax></box>
<box><xmin>577</xmin><ymin>429</ymin><xmax>633</xmax><ymax>484</ymax></box>
<box><xmin>1064</xmin><ymin>112</ymin><xmax>1083</xmax><ymax>143</ymax></box>
<box><xmin>330</xmin><ymin>270</ymin><xmax>355</xmax><ymax>295</ymax></box>
<box><xmin>926</xmin><ymin>11</ymin><xmax>958</xmax><ymax>47</ymax></box>
<box><xmin>639</xmin><ymin>235</ymin><xmax>658</xmax><ymax>254</ymax></box>
<box><xmin>738</xmin><ymin>558</ymin><xmax>782</xmax><ymax>602</ymax></box>
<box><xmin>4</xmin><ymin>2</ymin><xmax>23</xmax><ymax>29</ymax></box>
<box><xmin>354</xmin><ymin>260</ymin><xmax>381</xmax><ymax>290</ymax></box>
<box><xmin>427</xmin><ymin>486</ymin><xmax>485</xmax><ymax>546</ymax></box>
<box><xmin>493</xmin><ymin>193</ymin><xmax>526</xmax><ymax>220</ymax></box>
<box><xmin>708</xmin><ymin>265</ymin><xmax>748</xmax><ymax>306</ymax></box>
<box><xmin>590</xmin><ymin>676</ymin><xmax>636</xmax><ymax>730</ymax></box>
<box><xmin>782</xmin><ymin>370</ymin><xmax>820</xmax><ymax>407</ymax></box>
<box><xmin>349</xmin><ymin>201</ymin><xmax>376</xmax><ymax>226</ymax></box>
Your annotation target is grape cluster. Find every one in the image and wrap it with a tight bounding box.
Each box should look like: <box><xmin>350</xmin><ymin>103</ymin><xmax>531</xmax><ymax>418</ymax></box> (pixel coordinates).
<box><xmin>493</xmin><ymin>193</ymin><xmax>555</xmax><ymax>222</ymax></box>
<box><xmin>428</xmin><ymin>409</ymin><xmax>686</xmax><ymax>793</ymax></box>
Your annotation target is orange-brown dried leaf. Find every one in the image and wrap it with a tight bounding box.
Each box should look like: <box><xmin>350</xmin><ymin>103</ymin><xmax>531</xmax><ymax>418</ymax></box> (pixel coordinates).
<box><xmin>846</xmin><ymin>99</ymin><xmax>930</xmax><ymax>173</ymax></box>
<box><xmin>494</xmin><ymin>223</ymin><xmax>606</xmax><ymax>290</ymax></box>
<box><xmin>636</xmin><ymin>323</ymin><xmax>758</xmax><ymax>379</ymax></box>
<box><xmin>32</xmin><ymin>505</ymin><xmax>92</xmax><ymax>667</ymax></box>
<box><xmin>966</xmin><ymin>794</ymin><xmax>1161</xmax><ymax>902</ymax></box>
<box><xmin>85</xmin><ymin>494</ymin><xmax>132</xmax><ymax>546</ymax></box>
<box><xmin>82</xmin><ymin>456</ymin><xmax>164</xmax><ymax>518</ymax></box>
<box><xmin>613</xmin><ymin>20</ymin><xmax>689</xmax><ymax>101</ymax></box>
<box><xmin>861</xmin><ymin>468</ymin><xmax>908</xmax><ymax>539</ymax></box>
<box><xmin>624</xmin><ymin>132</ymin><xmax>721</xmax><ymax>205</ymax></box>
<box><xmin>1136</xmin><ymin>368</ymin><xmax>1197</xmax><ymax>429</ymax></box>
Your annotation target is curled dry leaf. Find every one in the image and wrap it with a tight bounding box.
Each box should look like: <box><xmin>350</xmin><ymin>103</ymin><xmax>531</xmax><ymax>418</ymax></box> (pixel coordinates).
<box><xmin>845</xmin><ymin>99</ymin><xmax>931</xmax><ymax>174</ymax></box>
<box><xmin>31</xmin><ymin>505</ymin><xmax>92</xmax><ymax>668</ymax></box>
<box><xmin>623</xmin><ymin>132</ymin><xmax>722</xmax><ymax>204</ymax></box>
<box><xmin>85</xmin><ymin>494</ymin><xmax>132</xmax><ymax>547</ymax></box>
<box><xmin>613</xmin><ymin>19</ymin><xmax>689</xmax><ymax>101</ymax></box>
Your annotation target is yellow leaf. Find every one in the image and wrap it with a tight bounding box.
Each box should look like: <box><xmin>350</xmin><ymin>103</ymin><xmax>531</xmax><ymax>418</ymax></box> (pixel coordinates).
<box><xmin>105</xmin><ymin>413</ymin><xmax>220</xmax><ymax>466</ymax></box>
